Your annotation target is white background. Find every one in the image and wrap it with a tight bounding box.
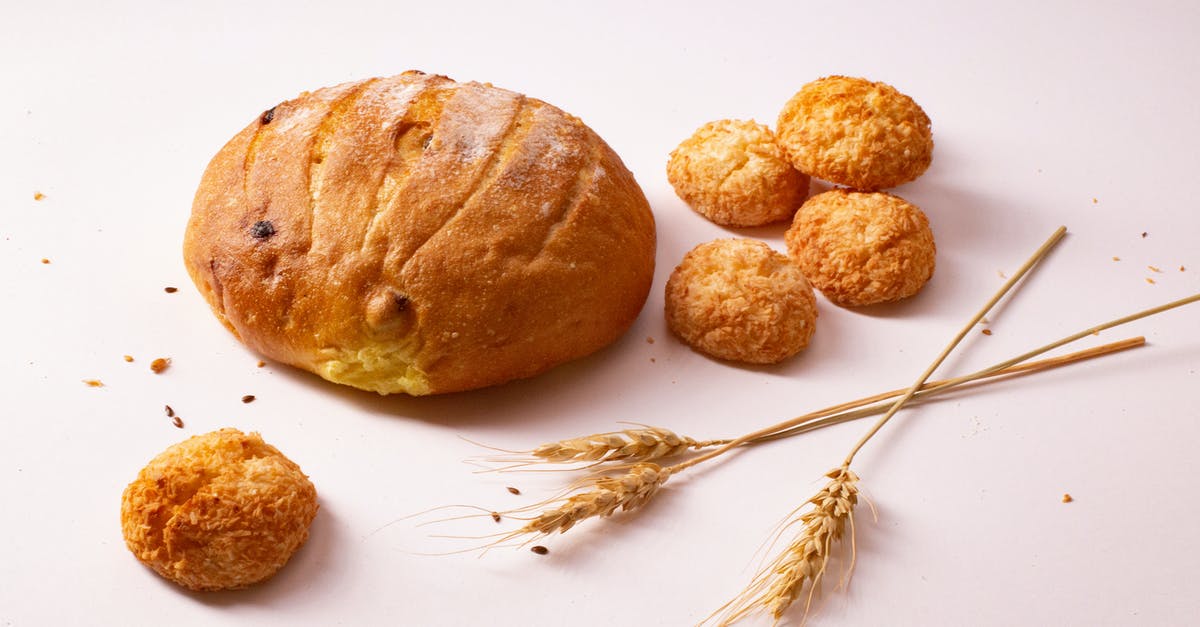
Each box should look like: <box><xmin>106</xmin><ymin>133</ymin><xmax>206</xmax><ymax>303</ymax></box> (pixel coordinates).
<box><xmin>3</xmin><ymin>1</ymin><xmax>1199</xmax><ymax>625</ymax></box>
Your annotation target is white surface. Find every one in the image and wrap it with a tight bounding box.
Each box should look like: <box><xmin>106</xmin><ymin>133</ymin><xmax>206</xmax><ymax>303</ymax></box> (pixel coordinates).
<box><xmin>3</xmin><ymin>1</ymin><xmax>1199</xmax><ymax>625</ymax></box>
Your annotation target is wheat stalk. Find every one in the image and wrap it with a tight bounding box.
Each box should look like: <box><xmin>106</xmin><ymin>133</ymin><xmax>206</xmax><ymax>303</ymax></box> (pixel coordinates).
<box><xmin>712</xmin><ymin>226</ymin><xmax>1200</xmax><ymax>625</ymax></box>
<box><xmin>710</xmin><ymin>226</ymin><xmax>1067</xmax><ymax>625</ymax></box>
<box><xmin>473</xmin><ymin>337</ymin><xmax>1142</xmax><ymax>473</ymax></box>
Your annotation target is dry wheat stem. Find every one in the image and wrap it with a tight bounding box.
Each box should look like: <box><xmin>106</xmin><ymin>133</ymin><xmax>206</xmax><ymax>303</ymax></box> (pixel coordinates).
<box><xmin>753</xmin><ymin>336</ymin><xmax>1144</xmax><ymax>444</ymax></box>
<box><xmin>841</xmin><ymin>225</ymin><xmax>1067</xmax><ymax>465</ymax></box>
<box><xmin>844</xmin><ymin>289</ymin><xmax>1200</xmax><ymax>466</ymax></box>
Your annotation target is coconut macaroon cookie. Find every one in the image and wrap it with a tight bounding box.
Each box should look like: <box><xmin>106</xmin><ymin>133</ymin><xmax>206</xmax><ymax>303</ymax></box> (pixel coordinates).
<box><xmin>666</xmin><ymin>239</ymin><xmax>817</xmax><ymax>364</ymax></box>
<box><xmin>667</xmin><ymin>119</ymin><xmax>809</xmax><ymax>227</ymax></box>
<box><xmin>786</xmin><ymin>190</ymin><xmax>935</xmax><ymax>307</ymax></box>
<box><xmin>121</xmin><ymin>429</ymin><xmax>318</xmax><ymax>591</ymax></box>
<box><xmin>776</xmin><ymin>76</ymin><xmax>933</xmax><ymax>191</ymax></box>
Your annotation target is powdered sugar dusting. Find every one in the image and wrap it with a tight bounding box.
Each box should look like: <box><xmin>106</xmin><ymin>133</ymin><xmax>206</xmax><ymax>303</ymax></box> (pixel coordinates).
<box><xmin>440</xmin><ymin>82</ymin><xmax>520</xmax><ymax>164</ymax></box>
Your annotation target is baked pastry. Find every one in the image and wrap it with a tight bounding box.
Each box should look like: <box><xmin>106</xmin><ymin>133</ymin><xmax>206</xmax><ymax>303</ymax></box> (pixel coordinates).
<box><xmin>120</xmin><ymin>429</ymin><xmax>318</xmax><ymax>591</ymax></box>
<box><xmin>776</xmin><ymin>76</ymin><xmax>933</xmax><ymax>190</ymax></box>
<box><xmin>666</xmin><ymin>119</ymin><xmax>809</xmax><ymax>227</ymax></box>
<box><xmin>785</xmin><ymin>190</ymin><xmax>935</xmax><ymax>307</ymax></box>
<box><xmin>184</xmin><ymin>71</ymin><xmax>656</xmax><ymax>395</ymax></box>
<box><xmin>665</xmin><ymin>239</ymin><xmax>817</xmax><ymax>364</ymax></box>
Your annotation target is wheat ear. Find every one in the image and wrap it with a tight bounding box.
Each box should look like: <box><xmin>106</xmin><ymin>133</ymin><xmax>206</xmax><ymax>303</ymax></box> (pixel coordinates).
<box><xmin>490</xmin><ymin>463</ymin><xmax>672</xmax><ymax>545</ymax></box>
<box><xmin>712</xmin><ymin>466</ymin><xmax>859</xmax><ymax>625</ymax></box>
<box><xmin>494</xmin><ymin>427</ymin><xmax>723</xmax><ymax>466</ymax></box>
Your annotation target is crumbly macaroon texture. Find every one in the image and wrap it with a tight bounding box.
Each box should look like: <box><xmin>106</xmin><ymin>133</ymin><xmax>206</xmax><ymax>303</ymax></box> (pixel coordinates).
<box><xmin>666</xmin><ymin>238</ymin><xmax>817</xmax><ymax>364</ymax></box>
<box><xmin>121</xmin><ymin>429</ymin><xmax>319</xmax><ymax>591</ymax></box>
<box><xmin>776</xmin><ymin>75</ymin><xmax>932</xmax><ymax>191</ymax></box>
<box><xmin>786</xmin><ymin>190</ymin><xmax>935</xmax><ymax>307</ymax></box>
<box><xmin>667</xmin><ymin>119</ymin><xmax>809</xmax><ymax>227</ymax></box>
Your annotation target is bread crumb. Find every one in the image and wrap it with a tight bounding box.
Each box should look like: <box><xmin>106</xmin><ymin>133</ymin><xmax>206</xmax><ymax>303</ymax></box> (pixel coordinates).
<box><xmin>1091</xmin><ymin>198</ymin><xmax>1098</xmax><ymax>204</ymax></box>
<box><xmin>241</xmin><ymin>395</ymin><xmax>256</xmax><ymax>404</ymax></box>
<box><xmin>1148</xmin><ymin>265</ymin><xmax>1162</xmax><ymax>273</ymax></box>
<box><xmin>83</xmin><ymin>379</ymin><xmax>104</xmax><ymax>387</ymax></box>
<box><xmin>1181</xmin><ymin>266</ymin><xmax>1187</xmax><ymax>272</ymax></box>
<box><xmin>1141</xmin><ymin>232</ymin><xmax>1148</xmax><ymax>238</ymax></box>
<box><xmin>646</xmin><ymin>336</ymin><xmax>655</xmax><ymax>344</ymax></box>
<box><xmin>33</xmin><ymin>192</ymin><xmax>45</xmax><ymax>201</ymax></box>
<box><xmin>164</xmin><ymin>286</ymin><xmax>178</xmax><ymax>293</ymax></box>
<box><xmin>981</xmin><ymin>329</ymin><xmax>993</xmax><ymax>336</ymax></box>
<box><xmin>150</xmin><ymin>357</ymin><xmax>171</xmax><ymax>374</ymax></box>
<box><xmin>1061</xmin><ymin>493</ymin><xmax>1073</xmax><ymax>503</ymax></box>
<box><xmin>1146</xmin><ymin>278</ymin><xmax>1156</xmax><ymax>285</ymax></box>
<box><xmin>650</xmin><ymin>357</ymin><xmax>656</xmax><ymax>363</ymax></box>
<box><xmin>40</xmin><ymin>258</ymin><xmax>50</xmax><ymax>264</ymax></box>
<box><xmin>256</xmin><ymin>361</ymin><xmax>267</xmax><ymax>368</ymax></box>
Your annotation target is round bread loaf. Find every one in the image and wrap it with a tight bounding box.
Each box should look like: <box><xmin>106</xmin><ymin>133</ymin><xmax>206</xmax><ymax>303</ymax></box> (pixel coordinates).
<box><xmin>121</xmin><ymin>429</ymin><xmax>318</xmax><ymax>591</ymax></box>
<box><xmin>184</xmin><ymin>71</ymin><xmax>656</xmax><ymax>395</ymax></box>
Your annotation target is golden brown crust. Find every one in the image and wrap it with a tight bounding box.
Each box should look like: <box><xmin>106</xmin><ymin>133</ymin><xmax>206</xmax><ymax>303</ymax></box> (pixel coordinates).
<box><xmin>184</xmin><ymin>72</ymin><xmax>656</xmax><ymax>395</ymax></box>
<box><xmin>120</xmin><ymin>429</ymin><xmax>318</xmax><ymax>591</ymax></box>
<box><xmin>785</xmin><ymin>190</ymin><xmax>935</xmax><ymax>307</ymax></box>
<box><xmin>666</xmin><ymin>119</ymin><xmax>809</xmax><ymax>227</ymax></box>
<box><xmin>665</xmin><ymin>239</ymin><xmax>817</xmax><ymax>364</ymax></box>
<box><xmin>776</xmin><ymin>76</ymin><xmax>932</xmax><ymax>190</ymax></box>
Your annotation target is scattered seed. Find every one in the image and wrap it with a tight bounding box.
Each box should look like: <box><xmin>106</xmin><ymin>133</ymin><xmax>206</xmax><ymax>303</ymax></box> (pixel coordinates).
<box><xmin>507</xmin><ymin>486</ymin><xmax>521</xmax><ymax>495</ymax></box>
<box><xmin>1181</xmin><ymin>266</ymin><xmax>1187</xmax><ymax>272</ymax></box>
<box><xmin>1148</xmin><ymin>265</ymin><xmax>1162</xmax><ymax>273</ymax></box>
<box><xmin>1146</xmin><ymin>278</ymin><xmax>1156</xmax><ymax>285</ymax></box>
<box><xmin>1061</xmin><ymin>493</ymin><xmax>1073</xmax><ymax>503</ymax></box>
<box><xmin>250</xmin><ymin>220</ymin><xmax>276</xmax><ymax>239</ymax></box>
<box><xmin>172</xmin><ymin>415</ymin><xmax>184</xmax><ymax>429</ymax></box>
<box><xmin>531</xmin><ymin>545</ymin><xmax>549</xmax><ymax>555</ymax></box>
<box><xmin>150</xmin><ymin>357</ymin><xmax>171</xmax><ymax>374</ymax></box>
<box><xmin>1091</xmin><ymin>198</ymin><xmax>1098</xmax><ymax>204</ymax></box>
<box><xmin>256</xmin><ymin>360</ymin><xmax>267</xmax><ymax>368</ymax></box>
<box><xmin>981</xmin><ymin>329</ymin><xmax>993</xmax><ymax>336</ymax></box>
<box><xmin>164</xmin><ymin>405</ymin><xmax>175</xmax><ymax>417</ymax></box>
<box><xmin>491</xmin><ymin>512</ymin><xmax>502</xmax><ymax>523</ymax></box>
<box><xmin>40</xmin><ymin>258</ymin><xmax>50</xmax><ymax>264</ymax></box>
<box><xmin>646</xmin><ymin>336</ymin><xmax>655</xmax><ymax>344</ymax></box>
<box><xmin>1141</xmin><ymin>232</ymin><xmax>1148</xmax><ymax>238</ymax></box>
<box><xmin>83</xmin><ymin>379</ymin><xmax>104</xmax><ymax>387</ymax></box>
<box><xmin>123</xmin><ymin>355</ymin><xmax>134</xmax><ymax>362</ymax></box>
<box><xmin>1112</xmin><ymin>256</ymin><xmax>1120</xmax><ymax>262</ymax></box>
<box><xmin>164</xmin><ymin>286</ymin><xmax>178</xmax><ymax>293</ymax></box>
<box><xmin>33</xmin><ymin>192</ymin><xmax>45</xmax><ymax>201</ymax></box>
<box><xmin>241</xmin><ymin>395</ymin><xmax>256</xmax><ymax>404</ymax></box>
<box><xmin>261</xmin><ymin>107</ymin><xmax>276</xmax><ymax>125</ymax></box>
